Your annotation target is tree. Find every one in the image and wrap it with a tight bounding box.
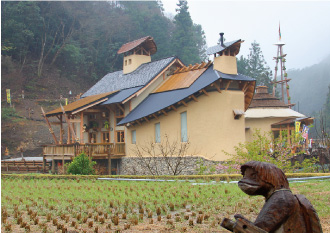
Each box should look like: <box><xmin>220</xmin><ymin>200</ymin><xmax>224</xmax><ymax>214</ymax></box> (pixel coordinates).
<box><xmin>171</xmin><ymin>0</ymin><xmax>206</xmax><ymax>65</ymax></box>
<box><xmin>238</xmin><ymin>41</ymin><xmax>273</xmax><ymax>92</ymax></box>
<box><xmin>130</xmin><ymin>134</ymin><xmax>193</xmax><ymax>175</ymax></box>
<box><xmin>67</xmin><ymin>152</ymin><xmax>96</xmax><ymax>175</ymax></box>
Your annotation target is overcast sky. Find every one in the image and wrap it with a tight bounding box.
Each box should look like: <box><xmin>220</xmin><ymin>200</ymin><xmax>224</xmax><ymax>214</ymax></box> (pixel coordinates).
<box><xmin>162</xmin><ymin>0</ymin><xmax>330</xmax><ymax>70</ymax></box>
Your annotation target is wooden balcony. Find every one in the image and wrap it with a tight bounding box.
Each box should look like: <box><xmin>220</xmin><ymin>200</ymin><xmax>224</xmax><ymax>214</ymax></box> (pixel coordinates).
<box><xmin>43</xmin><ymin>143</ymin><xmax>125</xmax><ymax>160</ymax></box>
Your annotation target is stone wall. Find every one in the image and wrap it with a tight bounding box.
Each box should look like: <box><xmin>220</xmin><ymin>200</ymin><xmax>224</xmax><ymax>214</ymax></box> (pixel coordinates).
<box><xmin>119</xmin><ymin>156</ymin><xmax>219</xmax><ymax>175</ymax></box>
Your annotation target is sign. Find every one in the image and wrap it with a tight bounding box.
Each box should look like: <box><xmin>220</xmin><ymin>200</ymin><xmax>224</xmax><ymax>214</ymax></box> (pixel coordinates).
<box><xmin>6</xmin><ymin>89</ymin><xmax>11</xmax><ymax>104</ymax></box>
<box><xmin>295</xmin><ymin>121</ymin><xmax>301</xmax><ymax>135</ymax></box>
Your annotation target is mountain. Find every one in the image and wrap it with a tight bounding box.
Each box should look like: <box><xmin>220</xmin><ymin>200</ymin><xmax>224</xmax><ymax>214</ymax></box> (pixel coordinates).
<box><xmin>288</xmin><ymin>55</ymin><xmax>330</xmax><ymax>116</ymax></box>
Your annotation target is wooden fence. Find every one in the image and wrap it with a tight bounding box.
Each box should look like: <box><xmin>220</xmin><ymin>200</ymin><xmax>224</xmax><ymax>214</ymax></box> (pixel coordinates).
<box><xmin>1</xmin><ymin>160</ymin><xmax>51</xmax><ymax>174</ymax></box>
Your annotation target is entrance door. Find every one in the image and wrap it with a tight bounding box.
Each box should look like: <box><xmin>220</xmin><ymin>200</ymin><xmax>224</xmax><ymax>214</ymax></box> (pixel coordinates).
<box><xmin>111</xmin><ymin>159</ymin><xmax>121</xmax><ymax>175</ymax></box>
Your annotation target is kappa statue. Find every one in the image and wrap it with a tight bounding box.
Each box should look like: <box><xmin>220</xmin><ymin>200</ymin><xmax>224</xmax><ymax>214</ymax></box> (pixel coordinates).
<box><xmin>221</xmin><ymin>161</ymin><xmax>323</xmax><ymax>233</ymax></box>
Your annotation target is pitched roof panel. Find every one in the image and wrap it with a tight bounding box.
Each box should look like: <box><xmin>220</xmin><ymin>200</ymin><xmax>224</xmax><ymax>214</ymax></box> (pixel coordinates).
<box><xmin>206</xmin><ymin>39</ymin><xmax>241</xmax><ymax>55</ymax></box>
<box><xmin>46</xmin><ymin>91</ymin><xmax>118</xmax><ymax>117</ymax></box>
<box><xmin>118</xmin><ymin>65</ymin><xmax>255</xmax><ymax>125</ymax></box>
<box><xmin>101</xmin><ymin>86</ymin><xmax>143</xmax><ymax>105</ymax></box>
<box><xmin>82</xmin><ymin>57</ymin><xmax>176</xmax><ymax>97</ymax></box>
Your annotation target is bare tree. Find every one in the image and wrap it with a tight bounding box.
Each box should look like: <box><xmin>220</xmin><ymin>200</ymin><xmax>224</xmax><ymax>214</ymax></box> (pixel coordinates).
<box><xmin>314</xmin><ymin>109</ymin><xmax>330</xmax><ymax>172</ymax></box>
<box><xmin>130</xmin><ymin>134</ymin><xmax>194</xmax><ymax>175</ymax></box>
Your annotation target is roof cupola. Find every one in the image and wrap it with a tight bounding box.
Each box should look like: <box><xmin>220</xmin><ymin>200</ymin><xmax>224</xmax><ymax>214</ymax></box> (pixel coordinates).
<box><xmin>117</xmin><ymin>36</ymin><xmax>157</xmax><ymax>74</ymax></box>
<box><xmin>206</xmin><ymin>33</ymin><xmax>242</xmax><ymax>75</ymax></box>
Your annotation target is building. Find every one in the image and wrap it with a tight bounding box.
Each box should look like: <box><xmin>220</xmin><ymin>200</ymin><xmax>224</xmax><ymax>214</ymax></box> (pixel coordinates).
<box><xmin>245</xmin><ymin>86</ymin><xmax>313</xmax><ymax>144</ymax></box>
<box><xmin>43</xmin><ymin>35</ymin><xmax>256</xmax><ymax>175</ymax></box>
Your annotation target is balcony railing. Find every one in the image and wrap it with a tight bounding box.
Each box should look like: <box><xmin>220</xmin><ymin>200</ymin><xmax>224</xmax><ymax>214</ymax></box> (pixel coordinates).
<box><xmin>43</xmin><ymin>143</ymin><xmax>125</xmax><ymax>158</ymax></box>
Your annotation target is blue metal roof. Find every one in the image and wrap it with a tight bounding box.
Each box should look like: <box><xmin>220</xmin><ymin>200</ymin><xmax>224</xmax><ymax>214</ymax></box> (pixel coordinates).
<box><xmin>118</xmin><ymin>65</ymin><xmax>255</xmax><ymax>125</ymax></box>
<box><xmin>101</xmin><ymin>86</ymin><xmax>143</xmax><ymax>105</ymax></box>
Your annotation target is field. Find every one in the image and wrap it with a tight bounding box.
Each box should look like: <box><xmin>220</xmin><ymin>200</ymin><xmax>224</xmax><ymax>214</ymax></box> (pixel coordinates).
<box><xmin>1</xmin><ymin>177</ymin><xmax>330</xmax><ymax>233</ymax></box>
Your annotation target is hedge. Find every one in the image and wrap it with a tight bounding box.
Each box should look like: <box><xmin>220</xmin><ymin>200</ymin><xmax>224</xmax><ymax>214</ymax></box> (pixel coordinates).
<box><xmin>2</xmin><ymin>173</ymin><xmax>330</xmax><ymax>181</ymax></box>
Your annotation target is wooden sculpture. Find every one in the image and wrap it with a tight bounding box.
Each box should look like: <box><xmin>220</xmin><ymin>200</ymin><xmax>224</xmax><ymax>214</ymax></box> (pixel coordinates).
<box><xmin>221</xmin><ymin>161</ymin><xmax>323</xmax><ymax>233</ymax></box>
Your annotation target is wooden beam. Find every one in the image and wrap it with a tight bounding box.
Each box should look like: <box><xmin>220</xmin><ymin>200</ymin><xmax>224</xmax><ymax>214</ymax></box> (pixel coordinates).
<box><xmin>152</xmin><ymin>114</ymin><xmax>159</xmax><ymax>120</ymax></box>
<box><xmin>161</xmin><ymin>109</ymin><xmax>168</xmax><ymax>116</ymax></box>
<box><xmin>190</xmin><ymin>95</ymin><xmax>198</xmax><ymax>102</ymax></box>
<box><xmin>69</xmin><ymin>119</ymin><xmax>81</xmax><ymax>123</ymax></box>
<box><xmin>241</xmin><ymin>82</ymin><xmax>248</xmax><ymax>92</ymax></box>
<box><xmin>225</xmin><ymin>81</ymin><xmax>232</xmax><ymax>91</ymax></box>
<box><xmin>136</xmin><ymin>120</ymin><xmax>142</xmax><ymax>126</ymax></box>
<box><xmin>59</xmin><ymin>115</ymin><xmax>63</xmax><ymax>144</ymax></box>
<box><xmin>116</xmin><ymin>104</ymin><xmax>125</xmax><ymax>113</ymax></box>
<box><xmin>243</xmin><ymin>82</ymin><xmax>250</xmax><ymax>92</ymax></box>
<box><xmin>179</xmin><ymin>100</ymin><xmax>188</xmax><ymax>107</ymax></box>
<box><xmin>82</xmin><ymin>109</ymin><xmax>102</xmax><ymax>113</ymax></box>
<box><xmin>144</xmin><ymin>117</ymin><xmax>150</xmax><ymax>123</ymax></box>
<box><xmin>171</xmin><ymin>105</ymin><xmax>177</xmax><ymax>111</ymax></box>
<box><xmin>200</xmin><ymin>89</ymin><xmax>209</xmax><ymax>96</ymax></box>
<box><xmin>213</xmin><ymin>82</ymin><xmax>221</xmax><ymax>93</ymax></box>
<box><xmin>41</xmin><ymin>107</ymin><xmax>58</xmax><ymax>144</ymax></box>
<box><xmin>61</xmin><ymin>104</ymin><xmax>77</xmax><ymax>141</ymax></box>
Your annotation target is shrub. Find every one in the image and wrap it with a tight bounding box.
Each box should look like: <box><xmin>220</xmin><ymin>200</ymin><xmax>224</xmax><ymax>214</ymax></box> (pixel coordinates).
<box><xmin>66</xmin><ymin>153</ymin><xmax>96</xmax><ymax>175</ymax></box>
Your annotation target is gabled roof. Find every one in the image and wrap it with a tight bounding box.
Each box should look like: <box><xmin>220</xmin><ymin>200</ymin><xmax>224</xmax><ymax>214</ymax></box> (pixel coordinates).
<box><xmin>118</xmin><ymin>64</ymin><xmax>255</xmax><ymax>126</ymax></box>
<box><xmin>117</xmin><ymin>36</ymin><xmax>157</xmax><ymax>55</ymax></box>
<box><xmin>101</xmin><ymin>86</ymin><xmax>143</xmax><ymax>105</ymax></box>
<box><xmin>82</xmin><ymin>57</ymin><xmax>177</xmax><ymax>97</ymax></box>
<box><xmin>46</xmin><ymin>91</ymin><xmax>118</xmax><ymax>117</ymax></box>
<box><xmin>206</xmin><ymin>39</ymin><xmax>242</xmax><ymax>55</ymax></box>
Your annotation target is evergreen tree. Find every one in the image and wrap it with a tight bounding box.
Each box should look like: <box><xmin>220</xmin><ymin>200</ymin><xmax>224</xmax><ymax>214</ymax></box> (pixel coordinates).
<box><xmin>171</xmin><ymin>0</ymin><xmax>205</xmax><ymax>65</ymax></box>
<box><xmin>247</xmin><ymin>41</ymin><xmax>273</xmax><ymax>92</ymax></box>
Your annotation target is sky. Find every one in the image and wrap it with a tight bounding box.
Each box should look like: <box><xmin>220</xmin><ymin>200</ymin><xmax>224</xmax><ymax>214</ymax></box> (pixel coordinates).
<box><xmin>162</xmin><ymin>0</ymin><xmax>330</xmax><ymax>70</ymax></box>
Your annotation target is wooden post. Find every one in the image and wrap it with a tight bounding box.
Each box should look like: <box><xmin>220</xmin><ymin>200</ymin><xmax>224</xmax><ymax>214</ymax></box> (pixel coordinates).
<box><xmin>41</xmin><ymin>107</ymin><xmax>58</xmax><ymax>144</ymax></box>
<box><xmin>62</xmin><ymin>155</ymin><xmax>65</xmax><ymax>175</ymax></box>
<box><xmin>51</xmin><ymin>157</ymin><xmax>55</xmax><ymax>174</ymax></box>
<box><xmin>60</xmin><ymin>115</ymin><xmax>63</xmax><ymax>144</ymax></box>
<box><xmin>42</xmin><ymin>156</ymin><xmax>45</xmax><ymax>173</ymax></box>
<box><xmin>67</xmin><ymin>120</ymin><xmax>71</xmax><ymax>144</ymax></box>
<box><xmin>108</xmin><ymin>145</ymin><xmax>111</xmax><ymax>175</ymax></box>
<box><xmin>60</xmin><ymin>104</ymin><xmax>76</xmax><ymax>142</ymax></box>
<box><xmin>80</xmin><ymin>111</ymin><xmax>84</xmax><ymax>143</ymax></box>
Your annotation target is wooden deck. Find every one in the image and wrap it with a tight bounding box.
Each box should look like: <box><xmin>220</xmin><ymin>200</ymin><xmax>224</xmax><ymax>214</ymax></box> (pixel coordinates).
<box><xmin>1</xmin><ymin>160</ymin><xmax>51</xmax><ymax>174</ymax></box>
<box><xmin>43</xmin><ymin>143</ymin><xmax>125</xmax><ymax>160</ymax></box>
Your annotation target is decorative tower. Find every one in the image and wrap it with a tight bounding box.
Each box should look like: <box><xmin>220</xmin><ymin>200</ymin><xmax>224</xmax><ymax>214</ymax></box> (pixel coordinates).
<box><xmin>272</xmin><ymin>24</ymin><xmax>295</xmax><ymax>108</ymax></box>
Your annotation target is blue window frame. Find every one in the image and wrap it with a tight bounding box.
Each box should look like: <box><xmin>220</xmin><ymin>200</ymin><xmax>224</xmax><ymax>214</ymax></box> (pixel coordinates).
<box><xmin>132</xmin><ymin>130</ymin><xmax>136</xmax><ymax>144</ymax></box>
<box><xmin>181</xmin><ymin>112</ymin><xmax>187</xmax><ymax>142</ymax></box>
<box><xmin>155</xmin><ymin>123</ymin><xmax>161</xmax><ymax>143</ymax></box>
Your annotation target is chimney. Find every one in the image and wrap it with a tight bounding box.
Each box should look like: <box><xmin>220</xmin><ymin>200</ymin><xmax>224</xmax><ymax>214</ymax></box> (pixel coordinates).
<box><xmin>213</xmin><ymin>32</ymin><xmax>238</xmax><ymax>75</ymax></box>
<box><xmin>219</xmin><ymin>32</ymin><xmax>225</xmax><ymax>47</ymax></box>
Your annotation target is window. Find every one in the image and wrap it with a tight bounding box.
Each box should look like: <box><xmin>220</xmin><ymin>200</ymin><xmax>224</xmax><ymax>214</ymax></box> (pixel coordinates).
<box><xmin>181</xmin><ymin>112</ymin><xmax>187</xmax><ymax>142</ymax></box>
<box><xmin>128</xmin><ymin>59</ymin><xmax>132</xmax><ymax>65</ymax></box>
<box><xmin>89</xmin><ymin>132</ymin><xmax>97</xmax><ymax>143</ymax></box>
<box><xmin>125</xmin><ymin>60</ymin><xmax>127</xmax><ymax>66</ymax></box>
<box><xmin>102</xmin><ymin>132</ymin><xmax>110</xmax><ymax>143</ymax></box>
<box><xmin>131</xmin><ymin>130</ymin><xmax>136</xmax><ymax>144</ymax></box>
<box><xmin>116</xmin><ymin>131</ymin><xmax>125</xmax><ymax>143</ymax></box>
<box><xmin>155</xmin><ymin>123</ymin><xmax>160</xmax><ymax>143</ymax></box>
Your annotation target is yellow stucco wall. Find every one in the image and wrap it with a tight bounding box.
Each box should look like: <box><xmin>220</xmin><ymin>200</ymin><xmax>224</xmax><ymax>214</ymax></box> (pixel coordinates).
<box><xmin>245</xmin><ymin>117</ymin><xmax>290</xmax><ymax>142</ymax></box>
<box><xmin>123</xmin><ymin>54</ymin><xmax>151</xmax><ymax>74</ymax></box>
<box><xmin>213</xmin><ymin>56</ymin><xmax>237</xmax><ymax>75</ymax></box>
<box><xmin>125</xmin><ymin>90</ymin><xmax>245</xmax><ymax>161</ymax></box>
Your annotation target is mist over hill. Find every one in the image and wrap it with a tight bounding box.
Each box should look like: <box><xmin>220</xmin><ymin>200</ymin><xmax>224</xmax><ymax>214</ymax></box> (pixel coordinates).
<box><xmin>288</xmin><ymin>54</ymin><xmax>330</xmax><ymax>116</ymax></box>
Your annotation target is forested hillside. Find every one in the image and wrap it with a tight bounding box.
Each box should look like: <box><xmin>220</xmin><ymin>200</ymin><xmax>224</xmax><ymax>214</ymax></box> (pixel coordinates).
<box><xmin>289</xmin><ymin>55</ymin><xmax>330</xmax><ymax>116</ymax></box>
<box><xmin>1</xmin><ymin>1</ymin><xmax>206</xmax><ymax>96</ymax></box>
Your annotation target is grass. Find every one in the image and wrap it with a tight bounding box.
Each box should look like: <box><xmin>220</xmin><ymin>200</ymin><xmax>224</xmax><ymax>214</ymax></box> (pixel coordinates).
<box><xmin>1</xmin><ymin>177</ymin><xmax>330</xmax><ymax>232</ymax></box>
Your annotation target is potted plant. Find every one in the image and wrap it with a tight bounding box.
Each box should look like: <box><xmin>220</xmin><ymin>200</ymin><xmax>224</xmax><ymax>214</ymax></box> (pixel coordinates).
<box><xmin>103</xmin><ymin>121</ymin><xmax>110</xmax><ymax>129</ymax></box>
